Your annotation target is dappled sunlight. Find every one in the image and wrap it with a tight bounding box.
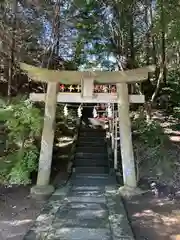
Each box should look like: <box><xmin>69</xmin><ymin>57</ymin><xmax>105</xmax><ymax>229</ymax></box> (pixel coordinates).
<box><xmin>161</xmin><ymin>215</ymin><xmax>179</xmax><ymax>226</ymax></box>
<box><xmin>128</xmin><ymin>194</ymin><xmax>180</xmax><ymax>240</ymax></box>
<box><xmin>77</xmin><ymin>209</ymin><xmax>105</xmax><ymax>218</ymax></box>
<box><xmin>133</xmin><ymin>209</ymin><xmax>153</xmax><ymax>217</ymax></box>
<box><xmin>169</xmin><ymin>136</ymin><xmax>180</xmax><ymax>143</ymax></box>
<box><xmin>57</xmin><ymin>136</ymin><xmax>73</xmax><ymax>142</ymax></box>
<box><xmin>0</xmin><ymin>218</ymin><xmax>34</xmax><ymax>240</ymax></box>
<box><xmin>0</xmin><ymin>219</ymin><xmax>33</xmax><ymax>226</ymax></box>
<box><xmin>56</xmin><ymin>136</ymin><xmax>73</xmax><ymax>147</ymax></box>
<box><xmin>108</xmin><ymin>213</ymin><xmax>124</xmax><ymax>223</ymax></box>
<box><xmin>56</xmin><ymin>139</ymin><xmax>73</xmax><ymax>147</ymax></box>
<box><xmin>36</xmin><ymin>214</ymin><xmax>52</xmax><ymax>222</ymax></box>
<box><xmin>153</xmin><ymin>111</ymin><xmax>180</xmax><ymax>144</ymax></box>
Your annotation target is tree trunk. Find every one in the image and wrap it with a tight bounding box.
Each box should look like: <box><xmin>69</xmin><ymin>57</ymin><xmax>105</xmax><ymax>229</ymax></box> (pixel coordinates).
<box><xmin>149</xmin><ymin>0</ymin><xmax>157</xmax><ymax>67</ymax></box>
<box><xmin>55</xmin><ymin>0</ymin><xmax>61</xmax><ymax>56</ymax></box>
<box><xmin>8</xmin><ymin>0</ymin><xmax>17</xmax><ymax>101</ymax></box>
<box><xmin>160</xmin><ymin>0</ymin><xmax>167</xmax><ymax>84</ymax></box>
<box><xmin>129</xmin><ymin>14</ymin><xmax>135</xmax><ymax>68</ymax></box>
<box><xmin>145</xmin><ymin>0</ymin><xmax>150</xmax><ymax>66</ymax></box>
<box><xmin>129</xmin><ymin>13</ymin><xmax>135</xmax><ymax>93</ymax></box>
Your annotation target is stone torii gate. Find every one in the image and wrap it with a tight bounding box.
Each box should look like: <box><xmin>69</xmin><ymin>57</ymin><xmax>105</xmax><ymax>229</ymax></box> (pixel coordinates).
<box><xmin>20</xmin><ymin>63</ymin><xmax>155</xmax><ymax>198</ymax></box>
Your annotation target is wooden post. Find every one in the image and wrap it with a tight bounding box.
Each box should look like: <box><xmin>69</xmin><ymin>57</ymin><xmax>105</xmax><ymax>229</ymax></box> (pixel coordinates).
<box><xmin>112</xmin><ymin>104</ymin><xmax>115</xmax><ymax>149</ymax></box>
<box><xmin>31</xmin><ymin>82</ymin><xmax>58</xmax><ymax>199</ymax></box>
<box><xmin>114</xmin><ymin>112</ymin><xmax>118</xmax><ymax>170</ymax></box>
<box><xmin>117</xmin><ymin>83</ymin><xmax>137</xmax><ymax>188</ymax></box>
<box><xmin>108</xmin><ymin>119</ymin><xmax>112</xmax><ymax>140</ymax></box>
<box><xmin>81</xmin><ymin>78</ymin><xmax>94</xmax><ymax>98</ymax></box>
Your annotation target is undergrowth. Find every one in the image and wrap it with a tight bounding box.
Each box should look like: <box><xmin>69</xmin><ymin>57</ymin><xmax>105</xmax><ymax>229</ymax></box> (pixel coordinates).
<box><xmin>0</xmin><ymin>99</ymin><xmax>78</xmax><ymax>186</ymax></box>
<box><xmin>132</xmin><ymin>111</ymin><xmax>176</xmax><ymax>184</ymax></box>
<box><xmin>0</xmin><ymin>99</ymin><xmax>42</xmax><ymax>185</ymax></box>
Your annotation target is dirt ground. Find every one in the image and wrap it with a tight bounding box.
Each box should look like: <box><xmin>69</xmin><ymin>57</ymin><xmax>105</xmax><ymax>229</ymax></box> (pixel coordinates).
<box><xmin>125</xmin><ymin>192</ymin><xmax>180</xmax><ymax>240</ymax></box>
<box><xmin>0</xmin><ymin>185</ymin><xmax>45</xmax><ymax>240</ymax></box>
<box><xmin>0</xmin><ymin>170</ymin><xmax>69</xmax><ymax>240</ymax></box>
<box><xmin>125</xmin><ymin>110</ymin><xmax>180</xmax><ymax>240</ymax></box>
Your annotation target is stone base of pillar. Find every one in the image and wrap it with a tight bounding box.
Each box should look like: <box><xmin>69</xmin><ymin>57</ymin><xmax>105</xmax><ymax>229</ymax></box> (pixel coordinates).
<box><xmin>30</xmin><ymin>185</ymin><xmax>54</xmax><ymax>200</ymax></box>
<box><xmin>118</xmin><ymin>185</ymin><xmax>148</xmax><ymax>199</ymax></box>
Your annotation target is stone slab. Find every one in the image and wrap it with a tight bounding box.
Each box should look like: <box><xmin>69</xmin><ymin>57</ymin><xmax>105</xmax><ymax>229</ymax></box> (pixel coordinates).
<box><xmin>72</xmin><ymin>178</ymin><xmax>110</xmax><ymax>187</ymax></box>
<box><xmin>105</xmin><ymin>186</ymin><xmax>135</xmax><ymax>240</ymax></box>
<box><xmin>30</xmin><ymin>185</ymin><xmax>54</xmax><ymax>200</ymax></box>
<box><xmin>72</xmin><ymin>186</ymin><xmax>103</xmax><ymax>191</ymax></box>
<box><xmin>65</xmin><ymin>202</ymin><xmax>108</xmax><ymax>211</ymax></box>
<box><xmin>67</xmin><ymin>196</ymin><xmax>106</xmax><ymax>203</ymax></box>
<box><xmin>73</xmin><ymin>174</ymin><xmax>109</xmax><ymax>179</ymax></box>
<box><xmin>53</xmin><ymin>207</ymin><xmax>109</xmax><ymax>228</ymax></box>
<box><xmin>69</xmin><ymin>190</ymin><xmax>105</xmax><ymax>197</ymax></box>
<box><xmin>46</xmin><ymin>227</ymin><xmax>112</xmax><ymax>240</ymax></box>
<box><xmin>23</xmin><ymin>185</ymin><xmax>71</xmax><ymax>240</ymax></box>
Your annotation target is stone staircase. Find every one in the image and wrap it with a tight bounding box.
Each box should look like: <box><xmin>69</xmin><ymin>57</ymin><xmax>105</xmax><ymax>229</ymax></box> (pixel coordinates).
<box><xmin>23</xmin><ymin>121</ymin><xmax>135</xmax><ymax>240</ymax></box>
<box><xmin>73</xmin><ymin>125</ymin><xmax>109</xmax><ymax>174</ymax></box>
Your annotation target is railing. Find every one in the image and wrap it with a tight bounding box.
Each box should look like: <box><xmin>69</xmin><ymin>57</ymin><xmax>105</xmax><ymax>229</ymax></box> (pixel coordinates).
<box><xmin>67</xmin><ymin>116</ymin><xmax>82</xmax><ymax>175</ymax></box>
<box><xmin>108</xmin><ymin>104</ymin><xmax>120</xmax><ymax>171</ymax></box>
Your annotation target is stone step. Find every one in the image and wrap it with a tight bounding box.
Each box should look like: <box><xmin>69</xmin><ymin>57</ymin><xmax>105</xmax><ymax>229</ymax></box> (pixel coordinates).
<box><xmin>53</xmin><ymin>205</ymin><xmax>109</xmax><ymax>229</ymax></box>
<box><xmin>74</xmin><ymin>162</ymin><xmax>108</xmax><ymax>167</ymax></box>
<box><xmin>78</xmin><ymin>137</ymin><xmax>105</xmax><ymax>143</ymax></box>
<box><xmin>79</xmin><ymin>134</ymin><xmax>105</xmax><ymax>139</ymax></box>
<box><xmin>71</xmin><ymin>186</ymin><xmax>105</xmax><ymax>191</ymax></box>
<box><xmin>71</xmin><ymin>174</ymin><xmax>111</xmax><ymax>186</ymax></box>
<box><xmin>75</xmin><ymin>152</ymin><xmax>107</xmax><ymax>158</ymax></box>
<box><xmin>76</xmin><ymin>146</ymin><xmax>106</xmax><ymax>153</ymax></box>
<box><xmin>74</xmin><ymin>159</ymin><xmax>108</xmax><ymax>165</ymax></box>
<box><xmin>74</xmin><ymin>156</ymin><xmax>108</xmax><ymax>162</ymax></box>
<box><xmin>77</xmin><ymin>142</ymin><xmax>106</xmax><ymax>147</ymax></box>
<box><xmin>79</xmin><ymin>132</ymin><xmax>105</xmax><ymax>137</ymax></box>
<box><xmin>80</xmin><ymin>128</ymin><xmax>105</xmax><ymax>132</ymax></box>
<box><xmin>76</xmin><ymin>146</ymin><xmax>107</xmax><ymax>155</ymax></box>
<box><xmin>75</xmin><ymin>166</ymin><xmax>109</xmax><ymax>174</ymax></box>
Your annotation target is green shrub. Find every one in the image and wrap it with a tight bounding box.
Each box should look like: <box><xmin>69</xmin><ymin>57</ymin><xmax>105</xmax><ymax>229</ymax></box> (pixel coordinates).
<box><xmin>132</xmin><ymin>115</ymin><xmax>175</xmax><ymax>182</ymax></box>
<box><xmin>158</xmin><ymin>70</ymin><xmax>180</xmax><ymax>111</ymax></box>
<box><xmin>8</xmin><ymin>145</ymin><xmax>38</xmax><ymax>185</ymax></box>
<box><xmin>172</xmin><ymin>107</ymin><xmax>180</xmax><ymax>119</ymax></box>
<box><xmin>0</xmin><ymin>99</ymin><xmax>42</xmax><ymax>185</ymax></box>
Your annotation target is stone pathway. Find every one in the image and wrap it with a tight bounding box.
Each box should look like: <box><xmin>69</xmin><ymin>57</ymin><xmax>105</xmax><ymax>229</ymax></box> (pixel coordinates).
<box><xmin>24</xmin><ymin>173</ymin><xmax>134</xmax><ymax>240</ymax></box>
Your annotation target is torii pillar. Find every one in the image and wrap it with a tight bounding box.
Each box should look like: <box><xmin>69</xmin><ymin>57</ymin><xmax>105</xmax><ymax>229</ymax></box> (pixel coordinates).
<box><xmin>117</xmin><ymin>83</ymin><xmax>136</xmax><ymax>188</ymax></box>
<box><xmin>31</xmin><ymin>82</ymin><xmax>58</xmax><ymax>199</ymax></box>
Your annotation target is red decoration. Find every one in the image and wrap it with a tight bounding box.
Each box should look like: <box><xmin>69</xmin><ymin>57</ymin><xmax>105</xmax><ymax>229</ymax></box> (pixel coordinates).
<box><xmin>94</xmin><ymin>85</ymin><xmax>99</xmax><ymax>92</ymax></box>
<box><xmin>100</xmin><ymin>103</ymin><xmax>105</xmax><ymax>109</ymax></box>
<box><xmin>99</xmin><ymin>85</ymin><xmax>103</xmax><ymax>92</ymax></box>
<box><xmin>103</xmin><ymin>85</ymin><xmax>108</xmax><ymax>92</ymax></box>
<box><xmin>58</xmin><ymin>84</ymin><xmax>119</xmax><ymax>93</ymax></box>
<box><xmin>60</xmin><ymin>84</ymin><xmax>65</xmax><ymax>91</ymax></box>
<box><xmin>111</xmin><ymin>85</ymin><xmax>116</xmax><ymax>93</ymax></box>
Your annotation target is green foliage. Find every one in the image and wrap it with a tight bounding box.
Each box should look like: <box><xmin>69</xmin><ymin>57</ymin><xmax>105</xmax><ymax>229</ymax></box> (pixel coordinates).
<box><xmin>6</xmin><ymin>100</ymin><xmax>42</xmax><ymax>142</ymax></box>
<box><xmin>8</xmin><ymin>145</ymin><xmax>38</xmax><ymax>185</ymax></box>
<box><xmin>173</xmin><ymin>107</ymin><xmax>180</xmax><ymax>119</ymax></box>
<box><xmin>0</xmin><ymin>108</ymin><xmax>12</xmax><ymax>121</ymax></box>
<box><xmin>161</xmin><ymin>70</ymin><xmax>180</xmax><ymax>106</ymax></box>
<box><xmin>132</xmin><ymin>115</ymin><xmax>175</xmax><ymax>182</ymax></box>
<box><xmin>133</xmin><ymin>117</ymin><xmax>168</xmax><ymax>147</ymax></box>
<box><xmin>0</xmin><ymin>99</ymin><xmax>42</xmax><ymax>185</ymax></box>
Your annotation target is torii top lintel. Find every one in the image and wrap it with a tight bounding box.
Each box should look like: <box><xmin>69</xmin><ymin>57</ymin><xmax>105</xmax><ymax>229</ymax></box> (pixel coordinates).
<box><xmin>20</xmin><ymin>63</ymin><xmax>155</xmax><ymax>84</ymax></box>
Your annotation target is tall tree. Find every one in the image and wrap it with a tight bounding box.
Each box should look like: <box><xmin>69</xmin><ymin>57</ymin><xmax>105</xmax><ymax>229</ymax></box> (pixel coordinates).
<box><xmin>8</xmin><ymin>0</ymin><xmax>18</xmax><ymax>100</ymax></box>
